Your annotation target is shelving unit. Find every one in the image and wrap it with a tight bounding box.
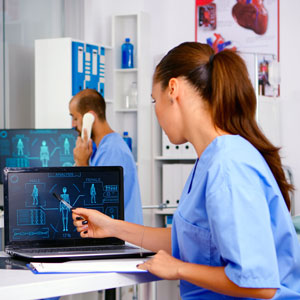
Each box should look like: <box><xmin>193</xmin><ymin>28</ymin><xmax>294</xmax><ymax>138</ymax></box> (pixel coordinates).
<box><xmin>111</xmin><ymin>13</ymin><xmax>153</xmax><ymax>226</ymax></box>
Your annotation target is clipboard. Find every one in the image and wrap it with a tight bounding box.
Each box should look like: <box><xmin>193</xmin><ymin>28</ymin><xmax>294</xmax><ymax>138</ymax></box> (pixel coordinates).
<box><xmin>27</xmin><ymin>258</ymin><xmax>149</xmax><ymax>274</ymax></box>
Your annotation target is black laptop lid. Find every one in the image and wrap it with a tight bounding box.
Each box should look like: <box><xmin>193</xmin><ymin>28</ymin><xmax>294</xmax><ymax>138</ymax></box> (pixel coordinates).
<box><xmin>3</xmin><ymin>166</ymin><xmax>124</xmax><ymax>249</ymax></box>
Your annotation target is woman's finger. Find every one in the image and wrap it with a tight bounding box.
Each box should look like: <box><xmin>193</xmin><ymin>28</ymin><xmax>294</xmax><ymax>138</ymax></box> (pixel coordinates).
<box><xmin>80</xmin><ymin>230</ymin><xmax>89</xmax><ymax>238</ymax></box>
<box><xmin>75</xmin><ymin>225</ymin><xmax>88</xmax><ymax>232</ymax></box>
<box><xmin>73</xmin><ymin>219</ymin><xmax>86</xmax><ymax>226</ymax></box>
<box><xmin>137</xmin><ymin>260</ymin><xmax>151</xmax><ymax>270</ymax></box>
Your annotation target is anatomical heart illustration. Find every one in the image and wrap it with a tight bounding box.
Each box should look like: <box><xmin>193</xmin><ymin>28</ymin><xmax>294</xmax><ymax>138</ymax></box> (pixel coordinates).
<box><xmin>232</xmin><ymin>0</ymin><xmax>268</xmax><ymax>35</ymax></box>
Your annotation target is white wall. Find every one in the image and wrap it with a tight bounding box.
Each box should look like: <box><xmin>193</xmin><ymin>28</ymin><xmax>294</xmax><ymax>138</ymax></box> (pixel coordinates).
<box><xmin>84</xmin><ymin>0</ymin><xmax>300</xmax><ymax>214</ymax></box>
<box><xmin>280</xmin><ymin>0</ymin><xmax>300</xmax><ymax>215</ymax></box>
<box><xmin>83</xmin><ymin>0</ymin><xmax>194</xmax><ymax>61</ymax></box>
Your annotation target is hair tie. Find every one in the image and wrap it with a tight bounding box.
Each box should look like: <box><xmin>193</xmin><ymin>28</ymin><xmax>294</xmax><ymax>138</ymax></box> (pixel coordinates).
<box><xmin>209</xmin><ymin>54</ymin><xmax>215</xmax><ymax>66</ymax></box>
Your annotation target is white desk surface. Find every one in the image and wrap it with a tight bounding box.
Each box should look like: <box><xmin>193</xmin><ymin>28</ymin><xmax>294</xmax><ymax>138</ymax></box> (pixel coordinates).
<box><xmin>0</xmin><ymin>252</ymin><xmax>159</xmax><ymax>300</ymax></box>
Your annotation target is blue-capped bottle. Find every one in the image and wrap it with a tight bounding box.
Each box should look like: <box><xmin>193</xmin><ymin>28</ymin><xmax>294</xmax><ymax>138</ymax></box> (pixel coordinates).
<box><xmin>121</xmin><ymin>38</ymin><xmax>134</xmax><ymax>68</ymax></box>
<box><xmin>122</xmin><ymin>131</ymin><xmax>132</xmax><ymax>151</ymax></box>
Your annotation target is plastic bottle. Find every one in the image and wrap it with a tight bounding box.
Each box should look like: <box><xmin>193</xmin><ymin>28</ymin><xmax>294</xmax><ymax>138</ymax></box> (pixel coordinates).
<box><xmin>129</xmin><ymin>81</ymin><xmax>138</xmax><ymax>108</ymax></box>
<box><xmin>121</xmin><ymin>38</ymin><xmax>134</xmax><ymax>68</ymax></box>
<box><xmin>123</xmin><ymin>131</ymin><xmax>132</xmax><ymax>151</ymax></box>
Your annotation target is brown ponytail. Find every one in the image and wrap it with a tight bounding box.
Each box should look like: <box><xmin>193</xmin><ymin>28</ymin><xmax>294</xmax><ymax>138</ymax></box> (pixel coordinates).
<box><xmin>154</xmin><ymin>42</ymin><xmax>292</xmax><ymax>211</ymax></box>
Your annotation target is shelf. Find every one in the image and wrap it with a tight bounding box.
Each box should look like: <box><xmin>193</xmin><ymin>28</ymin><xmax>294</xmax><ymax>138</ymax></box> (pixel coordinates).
<box><xmin>115</xmin><ymin>108</ymin><xmax>138</xmax><ymax>113</ymax></box>
<box><xmin>115</xmin><ymin>68</ymin><xmax>138</xmax><ymax>73</ymax></box>
<box><xmin>154</xmin><ymin>208</ymin><xmax>177</xmax><ymax>215</ymax></box>
<box><xmin>258</xmin><ymin>95</ymin><xmax>281</xmax><ymax>102</ymax></box>
<box><xmin>155</xmin><ymin>156</ymin><xmax>197</xmax><ymax>161</ymax></box>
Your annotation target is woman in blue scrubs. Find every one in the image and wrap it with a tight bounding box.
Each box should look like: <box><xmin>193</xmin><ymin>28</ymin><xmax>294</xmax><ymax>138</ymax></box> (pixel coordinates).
<box><xmin>72</xmin><ymin>42</ymin><xmax>300</xmax><ymax>299</ymax></box>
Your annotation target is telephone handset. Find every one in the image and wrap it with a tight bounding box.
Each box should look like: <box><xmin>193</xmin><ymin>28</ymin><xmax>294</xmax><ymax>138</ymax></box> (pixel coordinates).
<box><xmin>81</xmin><ymin>112</ymin><xmax>95</xmax><ymax>140</ymax></box>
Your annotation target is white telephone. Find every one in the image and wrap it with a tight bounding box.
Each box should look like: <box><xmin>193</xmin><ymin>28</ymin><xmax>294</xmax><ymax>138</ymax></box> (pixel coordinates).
<box><xmin>81</xmin><ymin>112</ymin><xmax>95</xmax><ymax>140</ymax></box>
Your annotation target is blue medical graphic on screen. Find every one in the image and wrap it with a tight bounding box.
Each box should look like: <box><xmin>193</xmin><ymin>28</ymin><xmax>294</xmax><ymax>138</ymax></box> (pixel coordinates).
<box><xmin>8</xmin><ymin>170</ymin><xmax>120</xmax><ymax>241</ymax></box>
<box><xmin>0</xmin><ymin>129</ymin><xmax>78</xmax><ymax>183</ymax></box>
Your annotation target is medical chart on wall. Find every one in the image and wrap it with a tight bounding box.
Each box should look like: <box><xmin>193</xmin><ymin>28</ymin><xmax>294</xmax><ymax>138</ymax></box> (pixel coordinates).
<box><xmin>195</xmin><ymin>0</ymin><xmax>280</xmax><ymax>96</ymax></box>
<box><xmin>195</xmin><ymin>0</ymin><xmax>279</xmax><ymax>56</ymax></box>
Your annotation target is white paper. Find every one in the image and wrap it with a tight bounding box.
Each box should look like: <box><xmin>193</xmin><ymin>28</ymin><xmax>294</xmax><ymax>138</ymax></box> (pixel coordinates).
<box><xmin>29</xmin><ymin>258</ymin><xmax>149</xmax><ymax>274</ymax></box>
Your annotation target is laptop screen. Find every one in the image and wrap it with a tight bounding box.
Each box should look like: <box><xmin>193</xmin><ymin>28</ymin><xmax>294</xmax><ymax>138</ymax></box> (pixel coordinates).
<box><xmin>0</xmin><ymin>129</ymin><xmax>78</xmax><ymax>184</ymax></box>
<box><xmin>4</xmin><ymin>166</ymin><xmax>124</xmax><ymax>248</ymax></box>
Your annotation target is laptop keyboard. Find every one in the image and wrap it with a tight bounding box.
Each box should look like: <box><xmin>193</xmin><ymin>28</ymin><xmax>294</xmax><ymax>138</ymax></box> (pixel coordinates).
<box><xmin>20</xmin><ymin>245</ymin><xmax>136</xmax><ymax>254</ymax></box>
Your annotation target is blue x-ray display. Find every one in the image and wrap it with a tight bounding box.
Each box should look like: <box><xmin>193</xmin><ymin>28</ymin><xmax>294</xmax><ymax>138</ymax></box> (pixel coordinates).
<box><xmin>7</xmin><ymin>168</ymin><xmax>121</xmax><ymax>241</ymax></box>
<box><xmin>0</xmin><ymin>129</ymin><xmax>78</xmax><ymax>183</ymax></box>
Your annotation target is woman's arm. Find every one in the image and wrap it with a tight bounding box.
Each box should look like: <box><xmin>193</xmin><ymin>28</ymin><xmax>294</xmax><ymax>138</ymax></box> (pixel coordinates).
<box><xmin>138</xmin><ymin>250</ymin><xmax>277</xmax><ymax>299</ymax></box>
<box><xmin>179</xmin><ymin>262</ymin><xmax>277</xmax><ymax>299</ymax></box>
<box><xmin>114</xmin><ymin>220</ymin><xmax>172</xmax><ymax>254</ymax></box>
<box><xmin>72</xmin><ymin>208</ymin><xmax>172</xmax><ymax>254</ymax></box>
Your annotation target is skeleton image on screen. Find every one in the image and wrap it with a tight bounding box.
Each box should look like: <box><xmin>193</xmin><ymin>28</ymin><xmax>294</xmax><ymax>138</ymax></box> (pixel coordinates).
<box><xmin>40</xmin><ymin>141</ymin><xmax>49</xmax><ymax>167</ymax></box>
<box><xmin>90</xmin><ymin>183</ymin><xmax>96</xmax><ymax>204</ymax></box>
<box><xmin>64</xmin><ymin>138</ymin><xmax>70</xmax><ymax>155</ymax></box>
<box><xmin>60</xmin><ymin>187</ymin><xmax>71</xmax><ymax>232</ymax></box>
<box><xmin>31</xmin><ymin>185</ymin><xmax>39</xmax><ymax>206</ymax></box>
<box><xmin>17</xmin><ymin>139</ymin><xmax>24</xmax><ymax>156</ymax></box>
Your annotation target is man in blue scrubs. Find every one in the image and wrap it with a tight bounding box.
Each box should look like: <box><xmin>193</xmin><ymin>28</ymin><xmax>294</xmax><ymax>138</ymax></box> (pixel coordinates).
<box><xmin>69</xmin><ymin>89</ymin><xmax>143</xmax><ymax>225</ymax></box>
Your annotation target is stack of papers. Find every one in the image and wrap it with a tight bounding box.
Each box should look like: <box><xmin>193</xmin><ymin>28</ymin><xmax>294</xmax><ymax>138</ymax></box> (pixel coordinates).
<box><xmin>28</xmin><ymin>258</ymin><xmax>149</xmax><ymax>274</ymax></box>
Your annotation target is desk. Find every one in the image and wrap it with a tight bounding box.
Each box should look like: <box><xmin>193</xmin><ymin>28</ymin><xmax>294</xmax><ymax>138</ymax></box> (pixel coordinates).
<box><xmin>0</xmin><ymin>252</ymin><xmax>159</xmax><ymax>300</ymax></box>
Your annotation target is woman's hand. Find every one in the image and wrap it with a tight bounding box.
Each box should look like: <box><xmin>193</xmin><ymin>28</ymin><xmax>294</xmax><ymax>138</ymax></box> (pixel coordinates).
<box><xmin>72</xmin><ymin>207</ymin><xmax>116</xmax><ymax>238</ymax></box>
<box><xmin>137</xmin><ymin>249</ymin><xmax>185</xmax><ymax>280</ymax></box>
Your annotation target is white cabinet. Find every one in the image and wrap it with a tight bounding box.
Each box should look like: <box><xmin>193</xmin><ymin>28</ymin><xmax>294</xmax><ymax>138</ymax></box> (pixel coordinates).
<box><xmin>35</xmin><ymin>37</ymin><xmax>113</xmax><ymax>129</ymax></box>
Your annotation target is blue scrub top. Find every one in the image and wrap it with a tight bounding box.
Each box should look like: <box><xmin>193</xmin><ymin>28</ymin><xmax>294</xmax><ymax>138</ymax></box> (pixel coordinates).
<box><xmin>90</xmin><ymin>132</ymin><xmax>143</xmax><ymax>225</ymax></box>
<box><xmin>172</xmin><ymin>135</ymin><xmax>300</xmax><ymax>300</ymax></box>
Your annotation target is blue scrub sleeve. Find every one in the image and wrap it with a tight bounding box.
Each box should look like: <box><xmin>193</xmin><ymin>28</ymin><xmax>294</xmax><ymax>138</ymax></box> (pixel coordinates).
<box><xmin>91</xmin><ymin>139</ymin><xmax>143</xmax><ymax>225</ymax></box>
<box><xmin>205</xmin><ymin>164</ymin><xmax>280</xmax><ymax>288</ymax></box>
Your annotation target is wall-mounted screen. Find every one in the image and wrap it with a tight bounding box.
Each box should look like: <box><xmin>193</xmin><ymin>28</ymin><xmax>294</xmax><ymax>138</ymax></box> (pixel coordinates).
<box><xmin>0</xmin><ymin>129</ymin><xmax>78</xmax><ymax>184</ymax></box>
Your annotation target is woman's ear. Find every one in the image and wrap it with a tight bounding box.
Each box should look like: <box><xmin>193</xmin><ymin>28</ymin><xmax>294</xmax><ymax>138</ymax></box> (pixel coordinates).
<box><xmin>168</xmin><ymin>78</ymin><xmax>179</xmax><ymax>102</ymax></box>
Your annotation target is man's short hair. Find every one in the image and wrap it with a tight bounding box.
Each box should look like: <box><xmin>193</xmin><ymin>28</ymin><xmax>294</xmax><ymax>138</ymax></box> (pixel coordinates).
<box><xmin>74</xmin><ymin>89</ymin><xmax>106</xmax><ymax>120</ymax></box>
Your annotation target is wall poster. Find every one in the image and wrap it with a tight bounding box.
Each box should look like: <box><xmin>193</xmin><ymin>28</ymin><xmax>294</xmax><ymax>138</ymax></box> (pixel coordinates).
<box><xmin>195</xmin><ymin>0</ymin><xmax>280</xmax><ymax>96</ymax></box>
<box><xmin>195</xmin><ymin>0</ymin><xmax>279</xmax><ymax>55</ymax></box>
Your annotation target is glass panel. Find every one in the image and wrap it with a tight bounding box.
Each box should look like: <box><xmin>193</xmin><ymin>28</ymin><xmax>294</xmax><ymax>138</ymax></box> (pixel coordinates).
<box><xmin>3</xmin><ymin>0</ymin><xmax>64</xmax><ymax>128</ymax></box>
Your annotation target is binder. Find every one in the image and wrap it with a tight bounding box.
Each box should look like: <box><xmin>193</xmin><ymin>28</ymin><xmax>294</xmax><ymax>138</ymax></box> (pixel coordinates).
<box><xmin>99</xmin><ymin>46</ymin><xmax>106</xmax><ymax>97</ymax></box>
<box><xmin>162</xmin><ymin>131</ymin><xmax>196</xmax><ymax>158</ymax></box>
<box><xmin>181</xmin><ymin>164</ymin><xmax>195</xmax><ymax>190</ymax></box>
<box><xmin>162</xmin><ymin>164</ymin><xmax>195</xmax><ymax>206</ymax></box>
<box><xmin>181</xmin><ymin>142</ymin><xmax>197</xmax><ymax>158</ymax></box>
<box><xmin>162</xmin><ymin>164</ymin><xmax>173</xmax><ymax>205</ymax></box>
<box><xmin>162</xmin><ymin>131</ymin><xmax>181</xmax><ymax>157</ymax></box>
<box><xmin>84</xmin><ymin>43</ymin><xmax>99</xmax><ymax>91</ymax></box>
<box><xmin>72</xmin><ymin>41</ymin><xmax>85</xmax><ymax>95</ymax></box>
<box><xmin>172</xmin><ymin>164</ymin><xmax>182</xmax><ymax>206</ymax></box>
<box><xmin>164</xmin><ymin>215</ymin><xmax>173</xmax><ymax>228</ymax></box>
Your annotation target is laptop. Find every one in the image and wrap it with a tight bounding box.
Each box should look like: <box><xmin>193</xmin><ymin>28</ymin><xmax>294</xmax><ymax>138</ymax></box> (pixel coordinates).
<box><xmin>3</xmin><ymin>166</ymin><xmax>154</xmax><ymax>261</ymax></box>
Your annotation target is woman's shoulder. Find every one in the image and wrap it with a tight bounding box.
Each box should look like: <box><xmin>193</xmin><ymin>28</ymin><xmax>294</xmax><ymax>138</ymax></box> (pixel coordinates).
<box><xmin>211</xmin><ymin>135</ymin><xmax>263</xmax><ymax>162</ymax></box>
<box><xmin>201</xmin><ymin>135</ymin><xmax>258</xmax><ymax>165</ymax></box>
<box><xmin>204</xmin><ymin>135</ymin><xmax>270</xmax><ymax>181</ymax></box>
